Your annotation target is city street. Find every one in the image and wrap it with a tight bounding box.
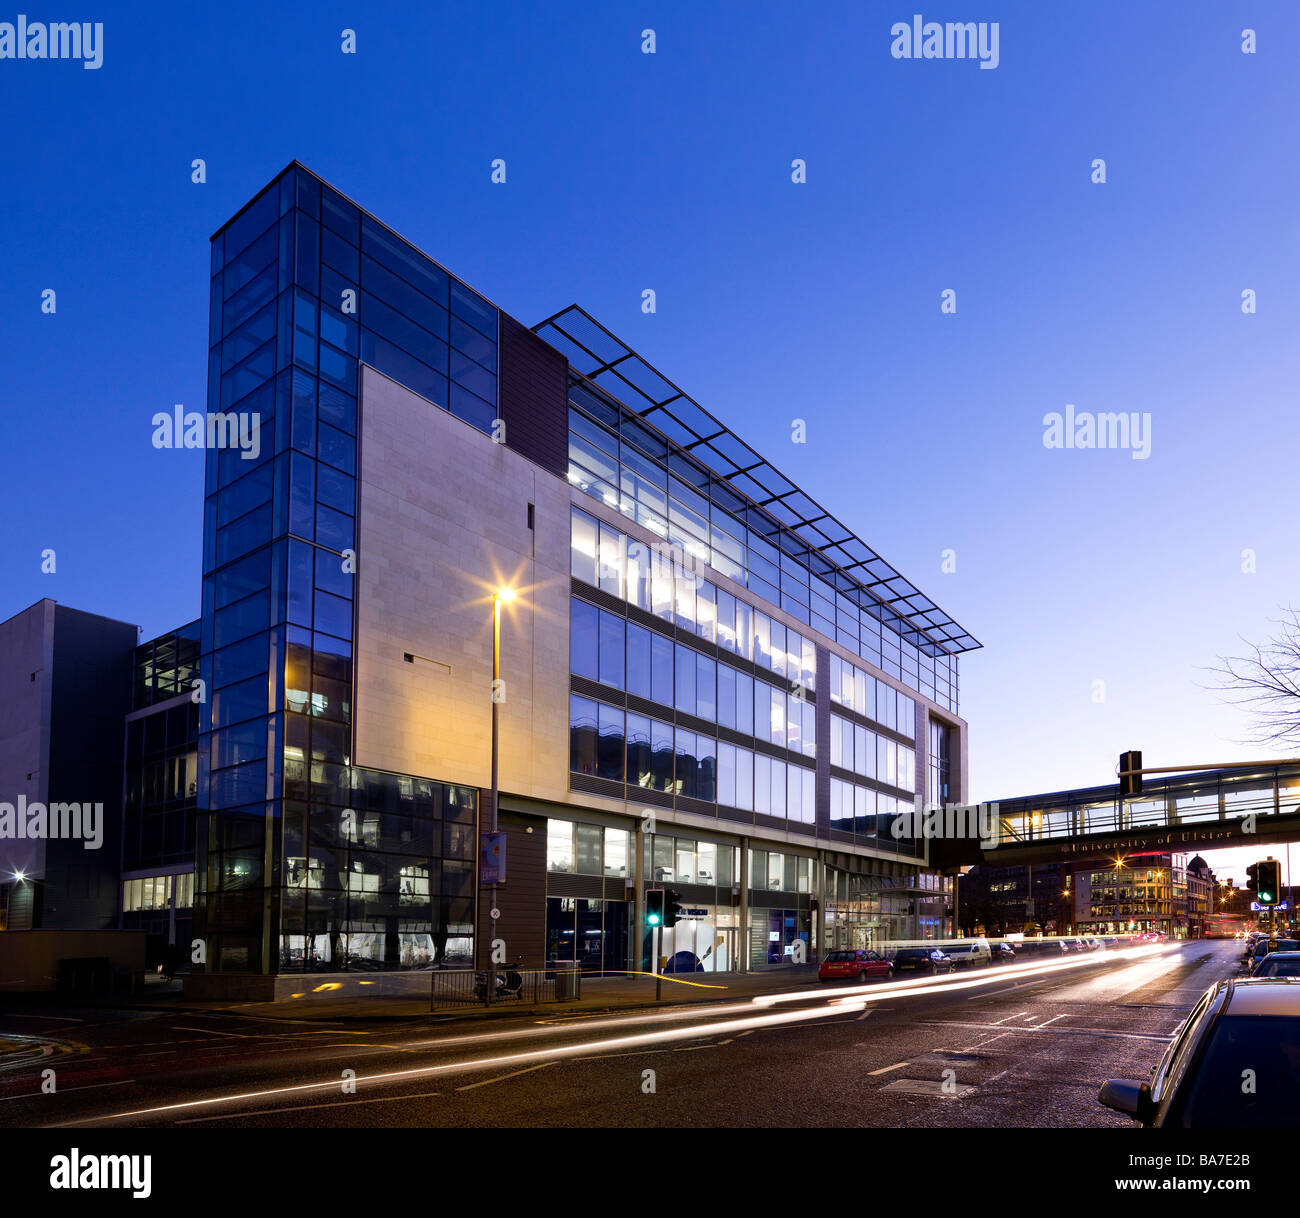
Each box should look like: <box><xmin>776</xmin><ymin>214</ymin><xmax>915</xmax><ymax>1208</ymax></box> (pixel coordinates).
<box><xmin>0</xmin><ymin>941</ymin><xmax>1239</xmax><ymax>1129</ymax></box>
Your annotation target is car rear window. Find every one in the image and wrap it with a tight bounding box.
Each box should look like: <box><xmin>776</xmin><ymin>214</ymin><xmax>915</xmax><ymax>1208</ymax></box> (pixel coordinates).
<box><xmin>1178</xmin><ymin>1016</ymin><xmax>1300</xmax><ymax>1127</ymax></box>
<box><xmin>1255</xmin><ymin>958</ymin><xmax>1300</xmax><ymax>977</ymax></box>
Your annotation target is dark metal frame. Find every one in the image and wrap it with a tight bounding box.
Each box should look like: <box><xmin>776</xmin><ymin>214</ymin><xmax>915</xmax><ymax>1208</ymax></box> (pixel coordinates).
<box><xmin>535</xmin><ymin>304</ymin><xmax>980</xmax><ymax>658</ymax></box>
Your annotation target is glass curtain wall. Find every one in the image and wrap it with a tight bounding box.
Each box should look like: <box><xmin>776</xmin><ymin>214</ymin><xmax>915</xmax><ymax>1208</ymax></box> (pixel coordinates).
<box><xmin>197</xmin><ymin>164</ymin><xmax>497</xmax><ymax>973</ymax></box>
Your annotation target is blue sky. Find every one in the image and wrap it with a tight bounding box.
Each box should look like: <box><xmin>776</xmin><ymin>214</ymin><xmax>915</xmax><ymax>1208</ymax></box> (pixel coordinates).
<box><xmin>3</xmin><ymin>1</ymin><xmax>1299</xmax><ymax>827</ymax></box>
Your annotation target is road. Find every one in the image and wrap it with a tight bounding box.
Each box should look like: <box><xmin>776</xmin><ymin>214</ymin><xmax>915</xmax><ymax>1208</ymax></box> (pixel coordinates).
<box><xmin>0</xmin><ymin>940</ymin><xmax>1243</xmax><ymax>1128</ymax></box>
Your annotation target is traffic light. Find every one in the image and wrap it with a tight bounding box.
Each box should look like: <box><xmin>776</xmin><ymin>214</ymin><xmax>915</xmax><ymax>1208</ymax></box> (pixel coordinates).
<box><xmin>1118</xmin><ymin>750</ymin><xmax>1143</xmax><ymax>797</ymax></box>
<box><xmin>663</xmin><ymin>888</ymin><xmax>684</xmax><ymax>929</ymax></box>
<box><xmin>1259</xmin><ymin>860</ymin><xmax>1281</xmax><ymax>906</ymax></box>
<box><xmin>1246</xmin><ymin>863</ymin><xmax>1260</xmax><ymax>894</ymax></box>
<box><xmin>645</xmin><ymin>888</ymin><xmax>664</xmax><ymax>927</ymax></box>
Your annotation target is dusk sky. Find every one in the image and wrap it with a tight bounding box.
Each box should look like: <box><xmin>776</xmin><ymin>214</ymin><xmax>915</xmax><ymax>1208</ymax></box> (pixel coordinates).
<box><xmin>3</xmin><ymin>0</ymin><xmax>1299</xmax><ymax>848</ymax></box>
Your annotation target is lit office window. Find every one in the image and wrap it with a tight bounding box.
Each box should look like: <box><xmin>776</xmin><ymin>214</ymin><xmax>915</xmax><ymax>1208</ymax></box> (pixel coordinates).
<box><xmin>547</xmin><ymin>820</ymin><xmax>575</xmax><ymax>873</ymax></box>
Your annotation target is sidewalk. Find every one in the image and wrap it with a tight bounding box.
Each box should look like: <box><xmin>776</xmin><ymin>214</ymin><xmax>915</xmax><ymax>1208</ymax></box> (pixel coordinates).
<box><xmin>143</xmin><ymin>966</ymin><xmax>827</xmax><ymax>1024</ymax></box>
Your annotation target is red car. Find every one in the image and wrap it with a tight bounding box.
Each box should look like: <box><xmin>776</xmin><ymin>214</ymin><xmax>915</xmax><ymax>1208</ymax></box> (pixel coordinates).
<box><xmin>819</xmin><ymin>949</ymin><xmax>893</xmax><ymax>982</ymax></box>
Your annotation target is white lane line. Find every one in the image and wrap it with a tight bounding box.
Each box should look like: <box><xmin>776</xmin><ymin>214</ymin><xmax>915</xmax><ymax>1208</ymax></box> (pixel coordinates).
<box><xmin>993</xmin><ymin>1012</ymin><xmax>1029</xmax><ymax>1025</ymax></box>
<box><xmin>1036</xmin><ymin>1014</ymin><xmax>1071</xmax><ymax>1027</ymax></box>
<box><xmin>455</xmin><ymin>1061</ymin><xmax>556</xmax><ymax>1092</ymax></box>
<box><xmin>868</xmin><ymin>1061</ymin><xmax>910</xmax><ymax>1076</ymax></box>
<box><xmin>0</xmin><ymin>1079</ymin><xmax>136</xmax><ymax>1104</ymax></box>
<box><xmin>961</xmin><ymin>1032</ymin><xmax>1011</xmax><ymax>1052</ymax></box>
<box><xmin>176</xmin><ymin>1088</ymin><xmax>445</xmax><ymax>1123</ymax></box>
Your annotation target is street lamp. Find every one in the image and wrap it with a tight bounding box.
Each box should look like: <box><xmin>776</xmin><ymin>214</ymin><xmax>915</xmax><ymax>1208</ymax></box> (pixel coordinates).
<box><xmin>484</xmin><ymin>587</ymin><xmax>515</xmax><ymax>1001</ymax></box>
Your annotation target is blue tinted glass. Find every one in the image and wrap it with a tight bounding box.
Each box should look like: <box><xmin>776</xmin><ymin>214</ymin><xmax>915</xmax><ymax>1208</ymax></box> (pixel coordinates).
<box><xmin>221</xmin><ymin>339</ymin><xmax>276</xmax><ymax>409</ymax></box>
<box><xmin>213</xmin><ymin>632</ymin><xmax>268</xmax><ymax>689</ymax></box>
<box><xmin>320</xmin><ymin>187</ymin><xmax>361</xmax><ymax>243</ymax></box>
<box><xmin>361</xmin><ymin>216</ymin><xmax>449</xmax><ymax>302</ymax></box>
<box><xmin>293</xmin><ymin>291</ymin><xmax>317</xmax><ymax>373</ymax></box>
<box><xmin>359</xmin><ymin>332</ymin><xmax>446</xmax><ymax>405</ymax></box>
<box><xmin>213</xmin><ymin>548</ymin><xmax>270</xmax><ymax>608</ymax></box>
<box><xmin>450</xmin><ymin>281</ymin><xmax>496</xmax><ymax>338</ymax></box>
<box><xmin>223</xmin><ymin>301</ymin><xmax>278</xmax><ymax>372</ymax></box>
<box><xmin>450</xmin><ymin>383</ymin><xmax>495</xmax><ymax>429</ymax></box>
<box><xmin>313</xmin><ymin>590</ymin><xmax>353</xmax><ymax>639</ymax></box>
<box><xmin>210</xmin><ymin>232</ymin><xmax>224</xmax><ymax>274</ymax></box>
<box><xmin>215</xmin><ymin>589</ymin><xmax>270</xmax><ymax>649</ymax></box>
<box><xmin>320</xmin><ymin>265</ymin><xmax>355</xmax><ymax>317</ymax></box>
<box><xmin>651</xmin><ymin>634</ymin><xmax>674</xmax><ymax>705</ymax></box>
<box><xmin>217</xmin><ymin>463</ymin><xmax>273</xmax><ymax>527</ymax></box>
<box><xmin>216</xmin><ymin>502</ymin><xmax>271</xmax><ymax>567</ymax></box>
<box><xmin>361</xmin><ymin>294</ymin><xmax>448</xmax><ymax>369</ymax></box>
<box><xmin>321</xmin><ymin>226</ymin><xmax>359</xmax><ymax>280</ymax></box>
<box><xmin>450</xmin><ymin>315</ymin><xmax>496</xmax><ymax>371</ymax></box>
<box><xmin>291</xmin><ymin>375</ymin><xmax>315</xmax><ymax>456</ymax></box>
<box><xmin>223</xmin><ymin>187</ymin><xmax>279</xmax><ymax>262</ymax></box>
<box><xmin>599</xmin><ymin>611</ymin><xmax>624</xmax><ymax>689</ymax></box>
<box><xmin>317</xmin><ymin>384</ymin><xmax>355</xmax><ymax>435</ymax></box>
<box><xmin>224</xmin><ymin>224</ymin><xmax>277</xmax><ymax>300</ymax></box>
<box><xmin>362</xmin><ymin>255</ymin><xmax>447</xmax><ymax>338</ymax></box>
<box><xmin>294</xmin><ymin>213</ymin><xmax>319</xmax><ymax>294</ymax></box>
<box><xmin>211</xmin><ymin>674</ymin><xmax>267</xmax><ymax>729</ymax></box>
<box><xmin>317</xmin><ymin>422</ymin><xmax>355</xmax><ymax>474</ymax></box>
<box><xmin>316</xmin><ymin>504</ymin><xmax>354</xmax><ymax>551</ymax></box>
<box><xmin>223</xmin><ymin>264</ymin><xmax>277</xmax><ymax>336</ymax></box>
<box><xmin>289</xmin><ymin>452</ymin><xmax>315</xmax><ymax>538</ymax></box>
<box><xmin>287</xmin><ymin>539</ymin><xmax>313</xmax><ymax>625</ymax></box>
<box><xmin>450</xmin><ymin>350</ymin><xmax>496</xmax><ymax>402</ymax></box>
<box><xmin>627</xmin><ymin>623</ymin><xmax>651</xmax><ymax>699</ymax></box>
<box><xmin>570</xmin><ymin>600</ymin><xmax>598</xmax><ymax>681</ymax></box>
<box><xmin>315</xmin><ymin>547</ymin><xmax>353</xmax><ymax>598</ymax></box>
<box><xmin>319</xmin><ymin>306</ymin><xmax>358</xmax><ymax>355</ymax></box>
<box><xmin>317</xmin><ymin>342</ymin><xmax>356</xmax><ymax>392</ymax></box>
<box><xmin>296</xmin><ymin>170</ymin><xmax>320</xmax><ymax>217</ymax></box>
<box><xmin>316</xmin><ymin>464</ymin><xmax>354</xmax><ymax>514</ymax></box>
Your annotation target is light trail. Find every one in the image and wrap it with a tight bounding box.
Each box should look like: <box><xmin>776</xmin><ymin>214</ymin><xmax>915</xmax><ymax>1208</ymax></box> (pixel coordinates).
<box><xmin>60</xmin><ymin>943</ymin><xmax>1179</xmax><ymax>1127</ymax></box>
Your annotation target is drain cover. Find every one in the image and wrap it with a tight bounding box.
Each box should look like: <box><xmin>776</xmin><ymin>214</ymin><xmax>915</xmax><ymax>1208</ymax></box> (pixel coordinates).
<box><xmin>882</xmin><ymin>1078</ymin><xmax>976</xmax><ymax>1099</ymax></box>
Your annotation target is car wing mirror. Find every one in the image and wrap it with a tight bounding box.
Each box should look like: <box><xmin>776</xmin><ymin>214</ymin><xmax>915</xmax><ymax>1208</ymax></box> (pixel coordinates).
<box><xmin>1098</xmin><ymin>1079</ymin><xmax>1153</xmax><ymax>1122</ymax></box>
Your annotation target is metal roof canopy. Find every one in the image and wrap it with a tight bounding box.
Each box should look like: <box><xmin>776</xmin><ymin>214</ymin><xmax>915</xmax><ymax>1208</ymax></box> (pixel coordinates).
<box><xmin>535</xmin><ymin>304</ymin><xmax>981</xmax><ymax>657</ymax></box>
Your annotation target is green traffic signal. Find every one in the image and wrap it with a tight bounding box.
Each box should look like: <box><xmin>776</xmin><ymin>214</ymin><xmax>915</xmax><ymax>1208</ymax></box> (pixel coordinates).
<box><xmin>646</xmin><ymin>889</ymin><xmax>664</xmax><ymax>927</ymax></box>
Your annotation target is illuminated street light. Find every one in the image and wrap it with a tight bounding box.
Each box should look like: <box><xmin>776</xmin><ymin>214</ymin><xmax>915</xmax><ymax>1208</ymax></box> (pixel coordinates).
<box><xmin>484</xmin><ymin>587</ymin><xmax>516</xmax><ymax>1004</ymax></box>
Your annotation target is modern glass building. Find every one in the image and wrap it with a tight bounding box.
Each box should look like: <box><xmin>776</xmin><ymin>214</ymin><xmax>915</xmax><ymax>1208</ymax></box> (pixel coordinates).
<box><xmin>189</xmin><ymin>162</ymin><xmax>980</xmax><ymax>996</ymax></box>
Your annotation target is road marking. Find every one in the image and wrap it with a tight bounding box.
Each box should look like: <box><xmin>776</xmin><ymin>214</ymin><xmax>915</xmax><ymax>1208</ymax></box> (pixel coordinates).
<box><xmin>993</xmin><ymin>1011</ymin><xmax>1029</xmax><ymax>1024</ymax></box>
<box><xmin>962</xmin><ymin>1032</ymin><xmax>1010</xmax><ymax>1052</ymax></box>
<box><xmin>1035</xmin><ymin>1014</ymin><xmax>1071</xmax><ymax>1027</ymax></box>
<box><xmin>0</xmin><ymin>1079</ymin><xmax>136</xmax><ymax>1104</ymax></box>
<box><xmin>176</xmin><ymin>1088</ymin><xmax>446</xmax><ymax>1123</ymax></box>
<box><xmin>867</xmin><ymin>1061</ymin><xmax>910</xmax><ymax>1076</ymax></box>
<box><xmin>455</xmin><ymin>1062</ymin><xmax>556</xmax><ymax>1092</ymax></box>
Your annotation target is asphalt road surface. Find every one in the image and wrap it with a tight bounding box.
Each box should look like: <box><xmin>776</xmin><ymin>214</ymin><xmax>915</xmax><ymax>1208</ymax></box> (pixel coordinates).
<box><xmin>0</xmin><ymin>940</ymin><xmax>1244</xmax><ymax>1128</ymax></box>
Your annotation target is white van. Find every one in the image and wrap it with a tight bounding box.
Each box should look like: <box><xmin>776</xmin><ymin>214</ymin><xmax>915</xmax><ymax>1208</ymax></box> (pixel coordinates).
<box><xmin>945</xmin><ymin>939</ymin><xmax>991</xmax><ymax>969</ymax></box>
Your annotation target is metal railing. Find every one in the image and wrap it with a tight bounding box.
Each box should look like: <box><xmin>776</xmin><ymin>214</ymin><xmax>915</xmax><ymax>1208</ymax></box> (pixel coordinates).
<box><xmin>429</xmin><ymin>964</ymin><xmax>582</xmax><ymax>1011</ymax></box>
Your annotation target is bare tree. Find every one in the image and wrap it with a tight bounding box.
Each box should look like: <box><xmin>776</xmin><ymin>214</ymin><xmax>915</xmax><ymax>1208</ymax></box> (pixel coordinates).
<box><xmin>1208</xmin><ymin>607</ymin><xmax>1300</xmax><ymax>746</ymax></box>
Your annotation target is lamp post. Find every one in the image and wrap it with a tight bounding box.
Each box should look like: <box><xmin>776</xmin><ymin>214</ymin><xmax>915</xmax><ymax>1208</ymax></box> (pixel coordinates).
<box><xmin>484</xmin><ymin>587</ymin><xmax>515</xmax><ymax>1004</ymax></box>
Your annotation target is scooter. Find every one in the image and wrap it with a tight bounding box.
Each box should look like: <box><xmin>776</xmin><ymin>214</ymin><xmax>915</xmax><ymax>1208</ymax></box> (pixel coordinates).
<box><xmin>474</xmin><ymin>961</ymin><xmax>524</xmax><ymax>1001</ymax></box>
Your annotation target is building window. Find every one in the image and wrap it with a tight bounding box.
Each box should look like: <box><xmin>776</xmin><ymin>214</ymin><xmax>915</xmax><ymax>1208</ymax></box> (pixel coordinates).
<box><xmin>547</xmin><ymin>821</ymin><xmax>575</xmax><ymax>873</ymax></box>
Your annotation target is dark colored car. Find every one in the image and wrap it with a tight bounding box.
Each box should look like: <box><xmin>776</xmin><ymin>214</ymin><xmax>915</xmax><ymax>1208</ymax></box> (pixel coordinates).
<box><xmin>1099</xmin><ymin>978</ymin><xmax>1300</xmax><ymax>1127</ymax></box>
<box><xmin>1248</xmin><ymin>946</ymin><xmax>1300</xmax><ymax>972</ymax></box>
<box><xmin>989</xmin><ymin>943</ymin><xmax>1017</xmax><ymax>965</ymax></box>
<box><xmin>1250</xmin><ymin>952</ymin><xmax>1300</xmax><ymax>979</ymax></box>
<box><xmin>818</xmin><ymin>949</ymin><xmax>893</xmax><ymax>983</ymax></box>
<box><xmin>893</xmin><ymin>947</ymin><xmax>952</xmax><ymax>975</ymax></box>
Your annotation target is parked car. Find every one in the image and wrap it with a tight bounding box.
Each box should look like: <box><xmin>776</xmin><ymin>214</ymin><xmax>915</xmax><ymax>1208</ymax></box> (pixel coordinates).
<box><xmin>1250</xmin><ymin>952</ymin><xmax>1300</xmax><ymax>979</ymax></box>
<box><xmin>1036</xmin><ymin>939</ymin><xmax>1070</xmax><ymax>957</ymax></box>
<box><xmin>893</xmin><ymin>947</ymin><xmax>953</xmax><ymax>975</ymax></box>
<box><xmin>818</xmin><ymin>949</ymin><xmax>893</xmax><ymax>983</ymax></box>
<box><xmin>944</xmin><ymin>940</ymin><xmax>992</xmax><ymax>969</ymax></box>
<box><xmin>1098</xmin><ymin>978</ymin><xmax>1300</xmax><ymax>1126</ymax></box>
<box><xmin>989</xmin><ymin>943</ymin><xmax>1017</xmax><ymax>965</ymax></box>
